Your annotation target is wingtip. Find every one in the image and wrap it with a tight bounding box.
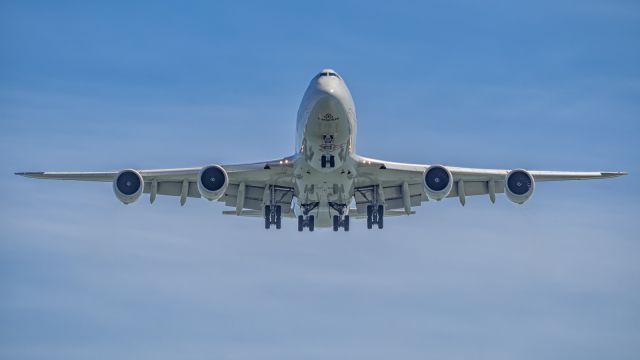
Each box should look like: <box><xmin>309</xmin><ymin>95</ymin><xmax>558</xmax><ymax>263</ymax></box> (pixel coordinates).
<box><xmin>601</xmin><ymin>171</ymin><xmax>628</xmax><ymax>178</ymax></box>
<box><xmin>14</xmin><ymin>171</ymin><xmax>44</xmax><ymax>178</ymax></box>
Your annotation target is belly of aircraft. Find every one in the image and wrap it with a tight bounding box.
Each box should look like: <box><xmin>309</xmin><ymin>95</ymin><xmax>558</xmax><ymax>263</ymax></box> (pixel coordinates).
<box><xmin>295</xmin><ymin>96</ymin><xmax>355</xmax><ymax>228</ymax></box>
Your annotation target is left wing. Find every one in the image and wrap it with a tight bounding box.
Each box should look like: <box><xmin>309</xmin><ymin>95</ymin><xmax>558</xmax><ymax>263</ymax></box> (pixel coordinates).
<box><xmin>351</xmin><ymin>154</ymin><xmax>626</xmax><ymax>215</ymax></box>
<box><xmin>16</xmin><ymin>156</ymin><xmax>297</xmax><ymax>215</ymax></box>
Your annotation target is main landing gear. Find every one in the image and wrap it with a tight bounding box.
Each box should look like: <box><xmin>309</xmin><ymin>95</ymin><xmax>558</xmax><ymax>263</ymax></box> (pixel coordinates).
<box><xmin>298</xmin><ymin>215</ymin><xmax>315</xmax><ymax>232</ymax></box>
<box><xmin>355</xmin><ymin>185</ymin><xmax>385</xmax><ymax>230</ymax></box>
<box><xmin>329</xmin><ymin>201</ymin><xmax>349</xmax><ymax>232</ymax></box>
<box><xmin>263</xmin><ymin>185</ymin><xmax>294</xmax><ymax>230</ymax></box>
<box><xmin>366</xmin><ymin>204</ymin><xmax>384</xmax><ymax>229</ymax></box>
<box><xmin>264</xmin><ymin>205</ymin><xmax>282</xmax><ymax>229</ymax></box>
<box><xmin>298</xmin><ymin>202</ymin><xmax>319</xmax><ymax>232</ymax></box>
<box><xmin>333</xmin><ymin>215</ymin><xmax>350</xmax><ymax>232</ymax></box>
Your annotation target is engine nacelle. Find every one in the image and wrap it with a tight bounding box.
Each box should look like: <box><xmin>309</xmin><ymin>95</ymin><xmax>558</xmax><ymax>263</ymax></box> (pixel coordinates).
<box><xmin>423</xmin><ymin>165</ymin><xmax>453</xmax><ymax>201</ymax></box>
<box><xmin>505</xmin><ymin>169</ymin><xmax>535</xmax><ymax>204</ymax></box>
<box><xmin>197</xmin><ymin>165</ymin><xmax>228</xmax><ymax>201</ymax></box>
<box><xmin>113</xmin><ymin>169</ymin><xmax>144</xmax><ymax>204</ymax></box>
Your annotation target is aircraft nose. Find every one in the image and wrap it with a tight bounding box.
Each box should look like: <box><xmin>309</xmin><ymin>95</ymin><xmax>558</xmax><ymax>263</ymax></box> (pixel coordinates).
<box><xmin>303</xmin><ymin>69</ymin><xmax>349</xmax><ymax>107</ymax></box>
<box><xmin>313</xmin><ymin>74</ymin><xmax>342</xmax><ymax>96</ymax></box>
<box><xmin>315</xmin><ymin>79</ymin><xmax>337</xmax><ymax>95</ymax></box>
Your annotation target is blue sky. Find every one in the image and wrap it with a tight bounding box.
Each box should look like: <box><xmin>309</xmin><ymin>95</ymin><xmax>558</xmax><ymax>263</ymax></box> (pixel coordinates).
<box><xmin>1</xmin><ymin>1</ymin><xmax>639</xmax><ymax>359</ymax></box>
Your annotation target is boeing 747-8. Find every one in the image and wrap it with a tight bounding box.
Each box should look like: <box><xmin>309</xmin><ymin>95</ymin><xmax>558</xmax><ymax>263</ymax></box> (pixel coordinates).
<box><xmin>16</xmin><ymin>69</ymin><xmax>626</xmax><ymax>231</ymax></box>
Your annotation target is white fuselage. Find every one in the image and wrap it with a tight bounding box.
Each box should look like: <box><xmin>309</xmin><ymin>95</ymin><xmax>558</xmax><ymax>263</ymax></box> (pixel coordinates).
<box><xmin>292</xmin><ymin>70</ymin><xmax>358</xmax><ymax>227</ymax></box>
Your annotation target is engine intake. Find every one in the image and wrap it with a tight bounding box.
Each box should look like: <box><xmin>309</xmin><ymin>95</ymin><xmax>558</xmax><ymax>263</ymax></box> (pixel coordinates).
<box><xmin>423</xmin><ymin>165</ymin><xmax>453</xmax><ymax>201</ymax></box>
<box><xmin>113</xmin><ymin>169</ymin><xmax>143</xmax><ymax>204</ymax></box>
<box><xmin>197</xmin><ymin>165</ymin><xmax>228</xmax><ymax>201</ymax></box>
<box><xmin>505</xmin><ymin>169</ymin><xmax>535</xmax><ymax>204</ymax></box>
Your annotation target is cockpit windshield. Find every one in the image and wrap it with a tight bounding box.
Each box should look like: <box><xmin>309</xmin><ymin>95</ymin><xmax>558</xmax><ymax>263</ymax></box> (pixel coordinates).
<box><xmin>318</xmin><ymin>71</ymin><xmax>341</xmax><ymax>79</ymax></box>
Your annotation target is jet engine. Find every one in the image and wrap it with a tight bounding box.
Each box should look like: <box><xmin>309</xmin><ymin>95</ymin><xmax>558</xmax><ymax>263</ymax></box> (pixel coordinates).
<box><xmin>423</xmin><ymin>165</ymin><xmax>453</xmax><ymax>201</ymax></box>
<box><xmin>113</xmin><ymin>169</ymin><xmax>144</xmax><ymax>204</ymax></box>
<box><xmin>197</xmin><ymin>165</ymin><xmax>229</xmax><ymax>201</ymax></box>
<box><xmin>505</xmin><ymin>169</ymin><xmax>535</xmax><ymax>204</ymax></box>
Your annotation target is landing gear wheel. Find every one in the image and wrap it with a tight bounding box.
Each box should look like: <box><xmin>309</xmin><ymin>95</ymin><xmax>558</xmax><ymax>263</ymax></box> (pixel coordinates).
<box><xmin>333</xmin><ymin>214</ymin><xmax>350</xmax><ymax>232</ymax></box>
<box><xmin>366</xmin><ymin>205</ymin><xmax>373</xmax><ymax>229</ymax></box>
<box><xmin>377</xmin><ymin>205</ymin><xmax>384</xmax><ymax>229</ymax></box>
<box><xmin>329</xmin><ymin>155</ymin><xmax>335</xmax><ymax>168</ymax></box>
<box><xmin>321</xmin><ymin>155</ymin><xmax>327</xmax><ymax>168</ymax></box>
<box><xmin>275</xmin><ymin>205</ymin><xmax>282</xmax><ymax>229</ymax></box>
<box><xmin>308</xmin><ymin>215</ymin><xmax>315</xmax><ymax>232</ymax></box>
<box><xmin>264</xmin><ymin>205</ymin><xmax>271</xmax><ymax>229</ymax></box>
<box><xmin>298</xmin><ymin>215</ymin><xmax>304</xmax><ymax>232</ymax></box>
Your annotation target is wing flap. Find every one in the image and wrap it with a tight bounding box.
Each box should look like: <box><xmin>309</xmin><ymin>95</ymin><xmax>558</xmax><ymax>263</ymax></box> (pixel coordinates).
<box><xmin>448</xmin><ymin>180</ymin><xmax>505</xmax><ymax>198</ymax></box>
<box><xmin>222</xmin><ymin>209</ymin><xmax>296</xmax><ymax>218</ymax></box>
<box><xmin>222</xmin><ymin>184</ymin><xmax>293</xmax><ymax>212</ymax></box>
<box><xmin>354</xmin><ymin>182</ymin><xmax>425</xmax><ymax>213</ymax></box>
<box><xmin>143</xmin><ymin>181</ymin><xmax>202</xmax><ymax>198</ymax></box>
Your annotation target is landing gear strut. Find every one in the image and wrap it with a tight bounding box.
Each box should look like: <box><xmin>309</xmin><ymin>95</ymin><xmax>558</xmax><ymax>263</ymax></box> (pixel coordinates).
<box><xmin>366</xmin><ymin>204</ymin><xmax>384</xmax><ymax>229</ymax></box>
<box><xmin>264</xmin><ymin>205</ymin><xmax>282</xmax><ymax>229</ymax></box>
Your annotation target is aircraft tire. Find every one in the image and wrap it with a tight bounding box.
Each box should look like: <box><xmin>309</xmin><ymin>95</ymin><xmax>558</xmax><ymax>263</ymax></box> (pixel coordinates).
<box><xmin>308</xmin><ymin>215</ymin><xmax>315</xmax><ymax>232</ymax></box>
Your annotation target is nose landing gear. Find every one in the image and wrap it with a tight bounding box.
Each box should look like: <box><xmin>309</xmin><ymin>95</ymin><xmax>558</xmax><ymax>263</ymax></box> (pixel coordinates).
<box><xmin>321</xmin><ymin>155</ymin><xmax>335</xmax><ymax>168</ymax></box>
<box><xmin>320</xmin><ymin>135</ymin><xmax>336</xmax><ymax>168</ymax></box>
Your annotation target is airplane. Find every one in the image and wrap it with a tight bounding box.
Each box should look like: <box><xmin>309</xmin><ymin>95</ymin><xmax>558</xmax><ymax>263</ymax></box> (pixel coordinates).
<box><xmin>16</xmin><ymin>69</ymin><xmax>627</xmax><ymax>232</ymax></box>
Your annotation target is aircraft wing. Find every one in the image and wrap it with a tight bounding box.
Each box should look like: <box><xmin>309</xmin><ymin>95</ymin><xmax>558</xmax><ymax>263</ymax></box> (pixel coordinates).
<box><xmin>351</xmin><ymin>154</ymin><xmax>626</xmax><ymax>215</ymax></box>
<box><xmin>15</xmin><ymin>157</ymin><xmax>296</xmax><ymax>215</ymax></box>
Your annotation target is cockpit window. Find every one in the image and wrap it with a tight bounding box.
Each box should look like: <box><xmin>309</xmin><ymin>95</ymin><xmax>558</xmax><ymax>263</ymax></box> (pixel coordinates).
<box><xmin>319</xmin><ymin>72</ymin><xmax>341</xmax><ymax>79</ymax></box>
